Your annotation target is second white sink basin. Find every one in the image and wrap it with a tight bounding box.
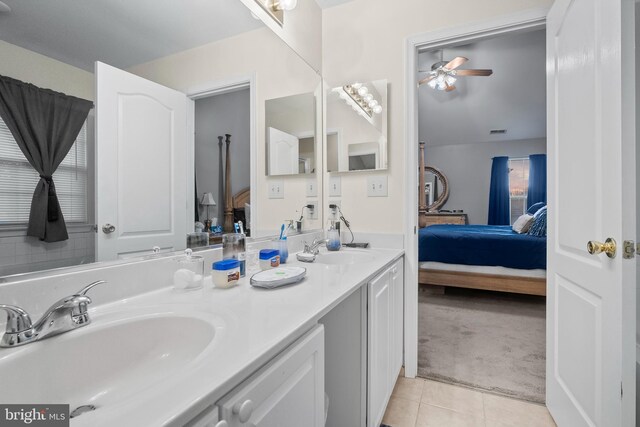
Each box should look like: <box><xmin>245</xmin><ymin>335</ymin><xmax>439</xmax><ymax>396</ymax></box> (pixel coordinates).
<box><xmin>315</xmin><ymin>249</ymin><xmax>375</xmax><ymax>265</ymax></box>
<box><xmin>0</xmin><ymin>313</ymin><xmax>216</xmax><ymax>414</ymax></box>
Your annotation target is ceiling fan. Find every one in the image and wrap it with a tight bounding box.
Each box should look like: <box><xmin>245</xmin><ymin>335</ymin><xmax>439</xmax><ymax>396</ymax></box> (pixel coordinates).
<box><xmin>418</xmin><ymin>52</ymin><xmax>493</xmax><ymax>92</ymax></box>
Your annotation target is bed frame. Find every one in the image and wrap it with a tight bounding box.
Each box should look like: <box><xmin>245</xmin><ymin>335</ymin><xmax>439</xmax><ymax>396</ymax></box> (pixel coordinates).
<box><xmin>419</xmin><ymin>268</ymin><xmax>546</xmax><ymax>296</ymax></box>
<box><xmin>418</xmin><ymin>143</ymin><xmax>546</xmax><ymax>296</ymax></box>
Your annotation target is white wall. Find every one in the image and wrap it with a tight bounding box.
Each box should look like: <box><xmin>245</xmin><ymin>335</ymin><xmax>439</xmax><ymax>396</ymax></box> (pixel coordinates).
<box><xmin>425</xmin><ymin>138</ymin><xmax>546</xmax><ymax>225</ymax></box>
<box><xmin>195</xmin><ymin>89</ymin><xmax>251</xmax><ymax>224</ymax></box>
<box><xmin>322</xmin><ymin>0</ymin><xmax>553</xmax><ymax>233</ymax></box>
<box><xmin>128</xmin><ymin>27</ymin><xmax>323</xmax><ymax>235</ymax></box>
<box><xmin>0</xmin><ymin>40</ymin><xmax>94</xmax><ymax>101</ymax></box>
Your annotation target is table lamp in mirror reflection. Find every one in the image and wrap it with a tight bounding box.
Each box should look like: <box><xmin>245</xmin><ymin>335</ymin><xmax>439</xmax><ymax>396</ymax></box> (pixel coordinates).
<box><xmin>200</xmin><ymin>192</ymin><xmax>217</xmax><ymax>232</ymax></box>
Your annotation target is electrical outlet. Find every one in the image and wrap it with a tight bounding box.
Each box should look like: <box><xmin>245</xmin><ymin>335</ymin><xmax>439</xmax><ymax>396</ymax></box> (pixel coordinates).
<box><xmin>268</xmin><ymin>180</ymin><xmax>284</xmax><ymax>199</ymax></box>
<box><xmin>306</xmin><ymin>179</ymin><xmax>318</xmax><ymax>197</ymax></box>
<box><xmin>306</xmin><ymin>202</ymin><xmax>318</xmax><ymax>220</ymax></box>
<box><xmin>367</xmin><ymin>176</ymin><xmax>388</xmax><ymax>197</ymax></box>
<box><xmin>329</xmin><ymin>176</ymin><xmax>341</xmax><ymax>197</ymax></box>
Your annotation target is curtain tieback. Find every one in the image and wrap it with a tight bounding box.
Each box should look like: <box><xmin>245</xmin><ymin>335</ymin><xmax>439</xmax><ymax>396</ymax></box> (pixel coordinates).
<box><xmin>39</xmin><ymin>175</ymin><xmax>59</xmax><ymax>222</ymax></box>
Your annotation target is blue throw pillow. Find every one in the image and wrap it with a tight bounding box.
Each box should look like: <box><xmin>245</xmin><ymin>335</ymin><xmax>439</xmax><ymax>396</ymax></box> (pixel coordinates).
<box><xmin>528</xmin><ymin>206</ymin><xmax>547</xmax><ymax>237</ymax></box>
<box><xmin>527</xmin><ymin>202</ymin><xmax>546</xmax><ymax>215</ymax></box>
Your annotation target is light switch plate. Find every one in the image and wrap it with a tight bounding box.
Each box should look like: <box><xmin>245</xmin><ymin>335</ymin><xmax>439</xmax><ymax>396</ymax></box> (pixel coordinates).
<box><xmin>268</xmin><ymin>180</ymin><xmax>284</xmax><ymax>199</ymax></box>
<box><xmin>306</xmin><ymin>201</ymin><xmax>318</xmax><ymax>220</ymax></box>
<box><xmin>367</xmin><ymin>176</ymin><xmax>388</xmax><ymax>197</ymax></box>
<box><xmin>329</xmin><ymin>176</ymin><xmax>341</xmax><ymax>197</ymax></box>
<box><xmin>306</xmin><ymin>179</ymin><xmax>318</xmax><ymax>197</ymax></box>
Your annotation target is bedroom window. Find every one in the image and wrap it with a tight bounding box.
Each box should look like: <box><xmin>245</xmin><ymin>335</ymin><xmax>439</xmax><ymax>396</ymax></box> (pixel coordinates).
<box><xmin>508</xmin><ymin>157</ymin><xmax>529</xmax><ymax>225</ymax></box>
<box><xmin>0</xmin><ymin>117</ymin><xmax>88</xmax><ymax>225</ymax></box>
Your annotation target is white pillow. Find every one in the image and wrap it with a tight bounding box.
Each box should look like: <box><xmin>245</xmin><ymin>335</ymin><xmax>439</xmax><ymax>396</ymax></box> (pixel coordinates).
<box><xmin>512</xmin><ymin>213</ymin><xmax>535</xmax><ymax>234</ymax></box>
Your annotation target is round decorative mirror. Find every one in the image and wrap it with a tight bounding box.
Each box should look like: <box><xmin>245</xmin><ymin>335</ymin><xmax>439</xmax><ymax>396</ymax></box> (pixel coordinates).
<box><xmin>423</xmin><ymin>165</ymin><xmax>449</xmax><ymax>211</ymax></box>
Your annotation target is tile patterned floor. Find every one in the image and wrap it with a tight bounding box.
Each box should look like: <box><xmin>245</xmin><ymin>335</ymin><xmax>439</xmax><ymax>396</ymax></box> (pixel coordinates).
<box><xmin>382</xmin><ymin>376</ymin><xmax>557</xmax><ymax>427</ymax></box>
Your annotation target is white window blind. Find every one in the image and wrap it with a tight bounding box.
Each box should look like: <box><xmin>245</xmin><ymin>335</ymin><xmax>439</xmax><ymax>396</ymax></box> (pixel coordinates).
<box><xmin>0</xmin><ymin>117</ymin><xmax>88</xmax><ymax>225</ymax></box>
<box><xmin>508</xmin><ymin>157</ymin><xmax>530</xmax><ymax>225</ymax></box>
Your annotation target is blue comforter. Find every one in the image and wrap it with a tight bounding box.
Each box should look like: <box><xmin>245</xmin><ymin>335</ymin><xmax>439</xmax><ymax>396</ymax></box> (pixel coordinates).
<box><xmin>419</xmin><ymin>224</ymin><xmax>546</xmax><ymax>270</ymax></box>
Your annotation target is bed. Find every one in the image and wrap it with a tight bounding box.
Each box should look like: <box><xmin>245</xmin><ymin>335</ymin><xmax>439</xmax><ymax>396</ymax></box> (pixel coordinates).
<box><xmin>418</xmin><ymin>224</ymin><xmax>546</xmax><ymax>296</ymax></box>
<box><xmin>417</xmin><ymin>143</ymin><xmax>546</xmax><ymax>296</ymax></box>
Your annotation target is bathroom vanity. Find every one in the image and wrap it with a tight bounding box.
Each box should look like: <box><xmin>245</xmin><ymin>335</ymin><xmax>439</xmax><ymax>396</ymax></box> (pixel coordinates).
<box><xmin>0</xmin><ymin>246</ymin><xmax>404</xmax><ymax>427</ymax></box>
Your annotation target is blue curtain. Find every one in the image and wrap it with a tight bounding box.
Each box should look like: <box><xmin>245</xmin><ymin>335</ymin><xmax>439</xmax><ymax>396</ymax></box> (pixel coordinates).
<box><xmin>527</xmin><ymin>154</ymin><xmax>547</xmax><ymax>209</ymax></box>
<box><xmin>488</xmin><ymin>156</ymin><xmax>510</xmax><ymax>225</ymax></box>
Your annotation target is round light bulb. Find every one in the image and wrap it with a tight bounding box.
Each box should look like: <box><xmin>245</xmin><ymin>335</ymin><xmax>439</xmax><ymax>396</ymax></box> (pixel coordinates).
<box><xmin>363</xmin><ymin>94</ymin><xmax>373</xmax><ymax>102</ymax></box>
<box><xmin>275</xmin><ymin>0</ymin><xmax>298</xmax><ymax>11</ymax></box>
<box><xmin>368</xmin><ymin>100</ymin><xmax>378</xmax><ymax>108</ymax></box>
<box><xmin>357</xmin><ymin>86</ymin><xmax>369</xmax><ymax>96</ymax></box>
<box><xmin>373</xmin><ymin>105</ymin><xmax>383</xmax><ymax>114</ymax></box>
<box><xmin>352</xmin><ymin>83</ymin><xmax>362</xmax><ymax>90</ymax></box>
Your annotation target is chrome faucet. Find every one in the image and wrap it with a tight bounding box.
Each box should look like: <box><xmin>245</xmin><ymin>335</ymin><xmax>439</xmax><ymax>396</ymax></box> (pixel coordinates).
<box><xmin>304</xmin><ymin>238</ymin><xmax>330</xmax><ymax>256</ymax></box>
<box><xmin>0</xmin><ymin>280</ymin><xmax>105</xmax><ymax>348</ymax></box>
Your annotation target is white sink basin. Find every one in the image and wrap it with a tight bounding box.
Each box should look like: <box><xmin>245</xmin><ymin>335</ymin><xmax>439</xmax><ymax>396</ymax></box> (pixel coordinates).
<box><xmin>0</xmin><ymin>314</ymin><xmax>216</xmax><ymax>413</ymax></box>
<box><xmin>315</xmin><ymin>250</ymin><xmax>375</xmax><ymax>265</ymax></box>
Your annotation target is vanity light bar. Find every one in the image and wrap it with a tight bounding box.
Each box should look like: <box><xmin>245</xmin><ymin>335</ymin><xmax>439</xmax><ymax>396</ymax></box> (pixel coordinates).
<box><xmin>343</xmin><ymin>84</ymin><xmax>374</xmax><ymax>118</ymax></box>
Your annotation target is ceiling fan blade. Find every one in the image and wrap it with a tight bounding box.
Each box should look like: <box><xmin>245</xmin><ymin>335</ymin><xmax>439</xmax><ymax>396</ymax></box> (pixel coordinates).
<box><xmin>445</xmin><ymin>83</ymin><xmax>456</xmax><ymax>92</ymax></box>
<box><xmin>418</xmin><ymin>75</ymin><xmax>435</xmax><ymax>86</ymax></box>
<box><xmin>444</xmin><ymin>56</ymin><xmax>468</xmax><ymax>70</ymax></box>
<box><xmin>455</xmin><ymin>69</ymin><xmax>493</xmax><ymax>76</ymax></box>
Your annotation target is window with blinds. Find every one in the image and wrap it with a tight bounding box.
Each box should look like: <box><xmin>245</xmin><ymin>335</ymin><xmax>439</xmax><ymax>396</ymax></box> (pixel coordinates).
<box><xmin>508</xmin><ymin>157</ymin><xmax>530</xmax><ymax>225</ymax></box>
<box><xmin>0</xmin><ymin>117</ymin><xmax>88</xmax><ymax>225</ymax></box>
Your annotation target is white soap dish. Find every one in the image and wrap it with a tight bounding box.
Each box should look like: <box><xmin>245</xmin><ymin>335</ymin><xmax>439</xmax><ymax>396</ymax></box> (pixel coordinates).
<box><xmin>250</xmin><ymin>266</ymin><xmax>307</xmax><ymax>289</ymax></box>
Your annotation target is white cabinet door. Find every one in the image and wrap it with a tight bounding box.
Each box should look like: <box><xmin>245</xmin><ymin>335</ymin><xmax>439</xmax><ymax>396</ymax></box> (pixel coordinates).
<box><xmin>219</xmin><ymin>325</ymin><xmax>325</xmax><ymax>427</ymax></box>
<box><xmin>95</xmin><ymin>61</ymin><xmax>191</xmax><ymax>261</ymax></box>
<box><xmin>368</xmin><ymin>270</ymin><xmax>392</xmax><ymax>427</ymax></box>
<box><xmin>390</xmin><ymin>259</ymin><xmax>404</xmax><ymax>384</ymax></box>
<box><xmin>546</xmin><ymin>0</ymin><xmax>636</xmax><ymax>425</ymax></box>
<box><xmin>267</xmin><ymin>127</ymin><xmax>299</xmax><ymax>176</ymax></box>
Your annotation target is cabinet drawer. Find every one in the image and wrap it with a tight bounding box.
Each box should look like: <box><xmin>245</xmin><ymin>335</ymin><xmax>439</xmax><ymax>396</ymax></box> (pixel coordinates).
<box><xmin>218</xmin><ymin>325</ymin><xmax>325</xmax><ymax>427</ymax></box>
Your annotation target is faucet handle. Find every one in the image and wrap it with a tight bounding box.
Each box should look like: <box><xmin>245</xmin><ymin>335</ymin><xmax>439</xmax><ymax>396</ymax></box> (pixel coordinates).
<box><xmin>77</xmin><ymin>280</ymin><xmax>106</xmax><ymax>296</ymax></box>
<box><xmin>0</xmin><ymin>305</ymin><xmax>33</xmax><ymax>333</ymax></box>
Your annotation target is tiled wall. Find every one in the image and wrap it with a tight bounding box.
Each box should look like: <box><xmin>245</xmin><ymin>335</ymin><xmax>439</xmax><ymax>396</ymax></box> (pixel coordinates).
<box><xmin>0</xmin><ymin>228</ymin><xmax>95</xmax><ymax>277</ymax></box>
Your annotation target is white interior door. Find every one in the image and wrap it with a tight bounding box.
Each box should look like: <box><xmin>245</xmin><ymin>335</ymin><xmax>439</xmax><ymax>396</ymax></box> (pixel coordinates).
<box><xmin>268</xmin><ymin>127</ymin><xmax>299</xmax><ymax>175</ymax></box>
<box><xmin>546</xmin><ymin>0</ymin><xmax>636</xmax><ymax>425</ymax></box>
<box><xmin>95</xmin><ymin>62</ymin><xmax>192</xmax><ymax>261</ymax></box>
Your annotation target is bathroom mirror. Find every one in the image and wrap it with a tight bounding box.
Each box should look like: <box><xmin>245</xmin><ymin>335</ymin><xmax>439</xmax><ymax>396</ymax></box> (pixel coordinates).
<box><xmin>0</xmin><ymin>0</ymin><xmax>323</xmax><ymax>278</ymax></box>
<box><xmin>265</xmin><ymin>92</ymin><xmax>317</xmax><ymax>176</ymax></box>
<box><xmin>326</xmin><ymin>79</ymin><xmax>388</xmax><ymax>173</ymax></box>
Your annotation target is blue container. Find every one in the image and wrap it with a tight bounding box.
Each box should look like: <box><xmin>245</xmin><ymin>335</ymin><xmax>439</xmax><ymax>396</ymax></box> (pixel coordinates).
<box><xmin>259</xmin><ymin>249</ymin><xmax>279</xmax><ymax>260</ymax></box>
<box><xmin>212</xmin><ymin>259</ymin><xmax>240</xmax><ymax>270</ymax></box>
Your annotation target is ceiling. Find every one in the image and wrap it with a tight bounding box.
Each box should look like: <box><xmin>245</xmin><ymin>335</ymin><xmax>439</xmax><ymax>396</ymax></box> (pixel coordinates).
<box><xmin>0</xmin><ymin>0</ymin><xmax>264</xmax><ymax>71</ymax></box>
<box><xmin>418</xmin><ymin>29</ymin><xmax>546</xmax><ymax>147</ymax></box>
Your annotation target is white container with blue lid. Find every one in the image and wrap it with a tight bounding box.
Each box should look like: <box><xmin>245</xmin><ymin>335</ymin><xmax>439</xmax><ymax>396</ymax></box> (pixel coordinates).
<box><xmin>211</xmin><ymin>258</ymin><xmax>241</xmax><ymax>289</ymax></box>
<box><xmin>259</xmin><ymin>249</ymin><xmax>280</xmax><ymax>270</ymax></box>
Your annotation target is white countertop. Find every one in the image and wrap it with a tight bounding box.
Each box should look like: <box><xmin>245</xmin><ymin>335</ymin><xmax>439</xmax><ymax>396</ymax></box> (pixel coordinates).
<box><xmin>2</xmin><ymin>247</ymin><xmax>403</xmax><ymax>426</ymax></box>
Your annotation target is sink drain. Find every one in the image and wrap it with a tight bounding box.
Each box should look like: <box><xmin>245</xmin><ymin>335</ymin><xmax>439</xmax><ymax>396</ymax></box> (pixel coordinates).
<box><xmin>70</xmin><ymin>405</ymin><xmax>97</xmax><ymax>419</ymax></box>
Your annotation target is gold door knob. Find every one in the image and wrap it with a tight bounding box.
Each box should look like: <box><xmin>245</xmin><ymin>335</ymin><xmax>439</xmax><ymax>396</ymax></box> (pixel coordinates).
<box><xmin>587</xmin><ymin>238</ymin><xmax>617</xmax><ymax>258</ymax></box>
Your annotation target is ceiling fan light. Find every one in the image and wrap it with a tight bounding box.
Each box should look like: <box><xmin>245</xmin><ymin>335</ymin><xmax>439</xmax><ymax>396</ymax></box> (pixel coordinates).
<box><xmin>445</xmin><ymin>75</ymin><xmax>457</xmax><ymax>86</ymax></box>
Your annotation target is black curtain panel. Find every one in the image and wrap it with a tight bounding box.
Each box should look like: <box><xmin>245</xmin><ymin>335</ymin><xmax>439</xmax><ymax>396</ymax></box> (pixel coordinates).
<box><xmin>0</xmin><ymin>75</ymin><xmax>93</xmax><ymax>242</ymax></box>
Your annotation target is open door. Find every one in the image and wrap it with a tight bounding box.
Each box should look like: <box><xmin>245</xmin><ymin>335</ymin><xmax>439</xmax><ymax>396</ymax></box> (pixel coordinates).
<box><xmin>546</xmin><ymin>0</ymin><xmax>636</xmax><ymax>425</ymax></box>
<box><xmin>267</xmin><ymin>127</ymin><xmax>299</xmax><ymax>175</ymax></box>
<box><xmin>95</xmin><ymin>62</ymin><xmax>192</xmax><ymax>261</ymax></box>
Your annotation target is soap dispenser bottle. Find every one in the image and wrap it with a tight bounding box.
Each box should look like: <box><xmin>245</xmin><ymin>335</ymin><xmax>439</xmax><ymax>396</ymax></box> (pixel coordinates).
<box><xmin>326</xmin><ymin>221</ymin><xmax>341</xmax><ymax>251</ymax></box>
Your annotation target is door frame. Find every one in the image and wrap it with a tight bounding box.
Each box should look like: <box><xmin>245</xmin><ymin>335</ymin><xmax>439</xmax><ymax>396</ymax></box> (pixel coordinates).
<box><xmin>402</xmin><ymin>8</ymin><xmax>548</xmax><ymax>379</ymax></box>
<box><xmin>186</xmin><ymin>74</ymin><xmax>257</xmax><ymax>233</ymax></box>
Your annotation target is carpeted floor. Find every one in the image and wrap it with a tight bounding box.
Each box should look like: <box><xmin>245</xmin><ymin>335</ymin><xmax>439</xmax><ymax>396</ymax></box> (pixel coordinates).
<box><xmin>418</xmin><ymin>285</ymin><xmax>546</xmax><ymax>403</ymax></box>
